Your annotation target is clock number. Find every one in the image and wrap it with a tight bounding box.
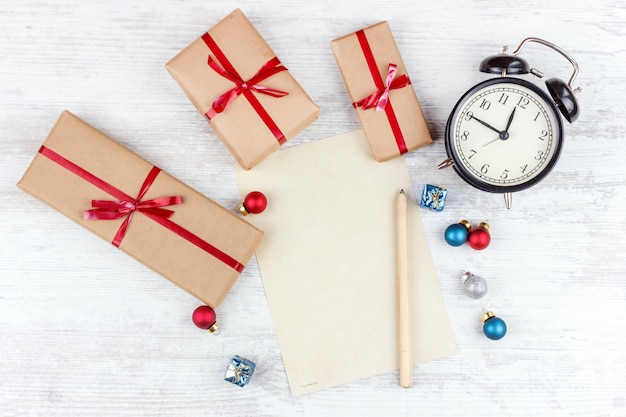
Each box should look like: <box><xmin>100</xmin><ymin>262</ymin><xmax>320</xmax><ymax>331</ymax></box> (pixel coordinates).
<box><xmin>538</xmin><ymin>130</ymin><xmax>548</xmax><ymax>140</ymax></box>
<box><xmin>517</xmin><ymin>96</ymin><xmax>530</xmax><ymax>109</ymax></box>
<box><xmin>481</xmin><ymin>164</ymin><xmax>489</xmax><ymax>174</ymax></box>
<box><xmin>534</xmin><ymin>150</ymin><xmax>544</xmax><ymax>160</ymax></box>
<box><xmin>500</xmin><ymin>169</ymin><xmax>509</xmax><ymax>180</ymax></box>
<box><xmin>520</xmin><ymin>164</ymin><xmax>528</xmax><ymax>174</ymax></box>
<box><xmin>464</xmin><ymin>111</ymin><xmax>474</xmax><ymax>121</ymax></box>
<box><xmin>498</xmin><ymin>93</ymin><xmax>510</xmax><ymax>105</ymax></box>
<box><xmin>533</xmin><ymin>112</ymin><xmax>541</xmax><ymax>122</ymax></box>
<box><xmin>479</xmin><ymin>99</ymin><xmax>491</xmax><ymax>111</ymax></box>
<box><xmin>460</xmin><ymin>130</ymin><xmax>470</xmax><ymax>141</ymax></box>
<box><xmin>468</xmin><ymin>149</ymin><xmax>477</xmax><ymax>159</ymax></box>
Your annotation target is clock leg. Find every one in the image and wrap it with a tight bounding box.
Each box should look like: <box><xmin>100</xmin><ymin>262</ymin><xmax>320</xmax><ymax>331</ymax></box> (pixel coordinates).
<box><xmin>504</xmin><ymin>192</ymin><xmax>512</xmax><ymax>209</ymax></box>
<box><xmin>437</xmin><ymin>158</ymin><xmax>454</xmax><ymax>169</ymax></box>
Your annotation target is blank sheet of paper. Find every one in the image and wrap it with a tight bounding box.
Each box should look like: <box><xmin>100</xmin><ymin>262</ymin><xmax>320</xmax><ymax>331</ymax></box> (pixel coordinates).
<box><xmin>234</xmin><ymin>130</ymin><xmax>457</xmax><ymax>396</ymax></box>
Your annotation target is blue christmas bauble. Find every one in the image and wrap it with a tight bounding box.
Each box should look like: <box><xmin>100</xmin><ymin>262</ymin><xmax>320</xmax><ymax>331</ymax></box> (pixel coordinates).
<box><xmin>483</xmin><ymin>316</ymin><xmax>507</xmax><ymax>340</ymax></box>
<box><xmin>444</xmin><ymin>222</ymin><xmax>469</xmax><ymax>246</ymax></box>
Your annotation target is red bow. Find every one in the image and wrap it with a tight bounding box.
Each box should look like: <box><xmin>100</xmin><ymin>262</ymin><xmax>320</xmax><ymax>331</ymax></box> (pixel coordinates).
<box><xmin>83</xmin><ymin>166</ymin><xmax>182</xmax><ymax>247</ymax></box>
<box><xmin>205</xmin><ymin>56</ymin><xmax>289</xmax><ymax>119</ymax></box>
<box><xmin>353</xmin><ymin>63</ymin><xmax>411</xmax><ymax>111</ymax></box>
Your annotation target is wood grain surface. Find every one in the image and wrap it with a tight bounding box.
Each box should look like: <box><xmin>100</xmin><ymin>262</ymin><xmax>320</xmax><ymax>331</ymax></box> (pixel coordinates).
<box><xmin>1</xmin><ymin>1</ymin><xmax>625</xmax><ymax>416</ymax></box>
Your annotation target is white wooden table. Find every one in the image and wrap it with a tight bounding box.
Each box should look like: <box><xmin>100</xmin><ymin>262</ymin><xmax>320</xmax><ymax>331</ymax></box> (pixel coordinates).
<box><xmin>2</xmin><ymin>1</ymin><xmax>625</xmax><ymax>416</ymax></box>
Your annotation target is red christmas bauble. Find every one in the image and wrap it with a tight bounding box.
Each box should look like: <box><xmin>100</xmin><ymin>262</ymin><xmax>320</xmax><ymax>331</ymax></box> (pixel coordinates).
<box><xmin>468</xmin><ymin>226</ymin><xmax>491</xmax><ymax>250</ymax></box>
<box><xmin>243</xmin><ymin>191</ymin><xmax>267</xmax><ymax>214</ymax></box>
<box><xmin>192</xmin><ymin>305</ymin><xmax>217</xmax><ymax>330</ymax></box>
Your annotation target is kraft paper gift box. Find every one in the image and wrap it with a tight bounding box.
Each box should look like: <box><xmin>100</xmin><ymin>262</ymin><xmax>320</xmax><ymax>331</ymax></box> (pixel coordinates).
<box><xmin>17</xmin><ymin>111</ymin><xmax>264</xmax><ymax>308</ymax></box>
<box><xmin>166</xmin><ymin>8</ymin><xmax>320</xmax><ymax>170</ymax></box>
<box><xmin>331</xmin><ymin>21</ymin><xmax>432</xmax><ymax>161</ymax></box>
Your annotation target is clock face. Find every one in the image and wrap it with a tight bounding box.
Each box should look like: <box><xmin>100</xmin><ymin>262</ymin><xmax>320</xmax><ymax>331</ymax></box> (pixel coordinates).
<box><xmin>445</xmin><ymin>77</ymin><xmax>564</xmax><ymax>193</ymax></box>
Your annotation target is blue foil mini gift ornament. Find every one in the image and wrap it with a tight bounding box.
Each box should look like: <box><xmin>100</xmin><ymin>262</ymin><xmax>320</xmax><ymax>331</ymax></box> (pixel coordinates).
<box><xmin>224</xmin><ymin>355</ymin><xmax>256</xmax><ymax>387</ymax></box>
<box><xmin>419</xmin><ymin>184</ymin><xmax>447</xmax><ymax>211</ymax></box>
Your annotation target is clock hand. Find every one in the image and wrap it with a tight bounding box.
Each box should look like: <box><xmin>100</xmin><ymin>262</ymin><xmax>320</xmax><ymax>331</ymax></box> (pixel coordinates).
<box><xmin>469</xmin><ymin>115</ymin><xmax>501</xmax><ymax>135</ymax></box>
<box><xmin>481</xmin><ymin>109</ymin><xmax>516</xmax><ymax>147</ymax></box>
<box><xmin>482</xmin><ymin>135</ymin><xmax>501</xmax><ymax>147</ymax></box>
<box><xmin>504</xmin><ymin>107</ymin><xmax>516</xmax><ymax>133</ymax></box>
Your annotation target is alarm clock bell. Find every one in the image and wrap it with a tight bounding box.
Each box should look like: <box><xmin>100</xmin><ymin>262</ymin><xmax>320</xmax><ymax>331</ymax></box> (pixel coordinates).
<box><xmin>479</xmin><ymin>38</ymin><xmax>580</xmax><ymax>123</ymax></box>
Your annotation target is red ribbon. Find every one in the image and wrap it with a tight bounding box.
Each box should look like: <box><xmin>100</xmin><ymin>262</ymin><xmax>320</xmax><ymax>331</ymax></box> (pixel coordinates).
<box><xmin>201</xmin><ymin>33</ymin><xmax>288</xmax><ymax>145</ymax></box>
<box><xmin>352</xmin><ymin>63</ymin><xmax>411</xmax><ymax>112</ymax></box>
<box><xmin>83</xmin><ymin>166</ymin><xmax>182</xmax><ymax>247</ymax></box>
<box><xmin>206</xmin><ymin>56</ymin><xmax>288</xmax><ymax>117</ymax></box>
<box><xmin>354</xmin><ymin>30</ymin><xmax>409</xmax><ymax>155</ymax></box>
<box><xmin>38</xmin><ymin>145</ymin><xmax>245</xmax><ymax>272</ymax></box>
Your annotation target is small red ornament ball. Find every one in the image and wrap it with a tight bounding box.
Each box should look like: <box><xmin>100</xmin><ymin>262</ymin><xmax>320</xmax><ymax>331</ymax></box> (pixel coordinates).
<box><xmin>243</xmin><ymin>191</ymin><xmax>267</xmax><ymax>214</ymax></box>
<box><xmin>192</xmin><ymin>305</ymin><xmax>217</xmax><ymax>330</ymax></box>
<box><xmin>468</xmin><ymin>224</ymin><xmax>491</xmax><ymax>250</ymax></box>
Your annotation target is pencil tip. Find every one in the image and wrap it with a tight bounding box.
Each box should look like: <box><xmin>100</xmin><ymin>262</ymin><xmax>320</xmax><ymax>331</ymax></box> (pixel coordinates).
<box><xmin>400</xmin><ymin>189</ymin><xmax>405</xmax><ymax>194</ymax></box>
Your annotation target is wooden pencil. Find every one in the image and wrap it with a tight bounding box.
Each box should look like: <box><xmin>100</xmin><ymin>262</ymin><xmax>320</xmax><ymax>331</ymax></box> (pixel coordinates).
<box><xmin>396</xmin><ymin>189</ymin><xmax>412</xmax><ymax>388</ymax></box>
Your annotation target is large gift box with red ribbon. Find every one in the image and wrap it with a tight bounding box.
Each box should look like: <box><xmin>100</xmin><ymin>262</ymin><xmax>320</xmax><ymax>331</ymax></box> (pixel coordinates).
<box><xmin>17</xmin><ymin>111</ymin><xmax>264</xmax><ymax>308</ymax></box>
<box><xmin>331</xmin><ymin>22</ymin><xmax>432</xmax><ymax>161</ymax></box>
<box><xmin>166</xmin><ymin>8</ymin><xmax>320</xmax><ymax>170</ymax></box>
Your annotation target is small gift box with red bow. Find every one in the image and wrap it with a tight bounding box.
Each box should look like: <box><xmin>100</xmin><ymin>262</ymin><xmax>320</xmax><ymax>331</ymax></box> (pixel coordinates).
<box><xmin>17</xmin><ymin>111</ymin><xmax>264</xmax><ymax>308</ymax></box>
<box><xmin>166</xmin><ymin>9</ymin><xmax>320</xmax><ymax>170</ymax></box>
<box><xmin>331</xmin><ymin>22</ymin><xmax>432</xmax><ymax>161</ymax></box>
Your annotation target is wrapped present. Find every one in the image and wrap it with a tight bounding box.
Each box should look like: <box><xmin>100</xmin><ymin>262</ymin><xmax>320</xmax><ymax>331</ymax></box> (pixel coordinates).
<box><xmin>166</xmin><ymin>9</ymin><xmax>320</xmax><ymax>170</ymax></box>
<box><xmin>419</xmin><ymin>184</ymin><xmax>447</xmax><ymax>211</ymax></box>
<box><xmin>331</xmin><ymin>22</ymin><xmax>432</xmax><ymax>161</ymax></box>
<box><xmin>224</xmin><ymin>355</ymin><xmax>256</xmax><ymax>387</ymax></box>
<box><xmin>17</xmin><ymin>111</ymin><xmax>263</xmax><ymax>308</ymax></box>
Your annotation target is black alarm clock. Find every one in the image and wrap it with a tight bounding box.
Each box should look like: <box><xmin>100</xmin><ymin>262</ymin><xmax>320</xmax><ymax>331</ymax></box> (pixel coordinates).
<box><xmin>438</xmin><ymin>37</ymin><xmax>581</xmax><ymax>208</ymax></box>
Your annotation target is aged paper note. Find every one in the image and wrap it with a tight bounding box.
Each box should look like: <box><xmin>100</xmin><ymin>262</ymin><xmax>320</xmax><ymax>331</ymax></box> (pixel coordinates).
<box><xmin>234</xmin><ymin>130</ymin><xmax>457</xmax><ymax>396</ymax></box>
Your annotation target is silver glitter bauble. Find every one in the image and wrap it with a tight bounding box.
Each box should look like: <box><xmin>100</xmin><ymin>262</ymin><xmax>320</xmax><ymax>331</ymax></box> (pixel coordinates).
<box><xmin>461</xmin><ymin>271</ymin><xmax>488</xmax><ymax>299</ymax></box>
